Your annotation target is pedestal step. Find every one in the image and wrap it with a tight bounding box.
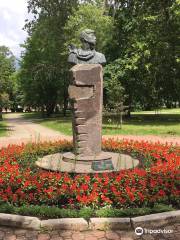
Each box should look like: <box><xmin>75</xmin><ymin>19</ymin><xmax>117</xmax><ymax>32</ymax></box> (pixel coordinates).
<box><xmin>35</xmin><ymin>152</ymin><xmax>139</xmax><ymax>173</ymax></box>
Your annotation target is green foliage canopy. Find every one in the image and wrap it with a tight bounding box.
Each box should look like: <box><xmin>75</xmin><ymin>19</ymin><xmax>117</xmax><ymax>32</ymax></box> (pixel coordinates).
<box><xmin>104</xmin><ymin>0</ymin><xmax>180</xmax><ymax>110</ymax></box>
<box><xmin>18</xmin><ymin>0</ymin><xmax>180</xmax><ymax>115</ymax></box>
<box><xmin>64</xmin><ymin>3</ymin><xmax>114</xmax><ymax>53</ymax></box>
<box><xmin>0</xmin><ymin>46</ymin><xmax>16</xmax><ymax>117</ymax></box>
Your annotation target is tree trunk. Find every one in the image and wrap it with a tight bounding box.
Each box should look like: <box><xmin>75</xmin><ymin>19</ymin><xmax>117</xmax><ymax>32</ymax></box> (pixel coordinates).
<box><xmin>63</xmin><ymin>94</ymin><xmax>68</xmax><ymax>117</ymax></box>
<box><xmin>63</xmin><ymin>71</ymin><xmax>69</xmax><ymax>117</ymax></box>
<box><xmin>40</xmin><ymin>106</ymin><xmax>46</xmax><ymax>118</ymax></box>
<box><xmin>0</xmin><ymin>108</ymin><xmax>2</xmax><ymax>121</ymax></box>
<box><xmin>117</xmin><ymin>111</ymin><xmax>122</xmax><ymax>129</ymax></box>
<box><xmin>165</xmin><ymin>101</ymin><xmax>173</xmax><ymax>109</ymax></box>
<box><xmin>46</xmin><ymin>102</ymin><xmax>55</xmax><ymax>117</ymax></box>
<box><xmin>126</xmin><ymin>109</ymin><xmax>131</xmax><ymax>118</ymax></box>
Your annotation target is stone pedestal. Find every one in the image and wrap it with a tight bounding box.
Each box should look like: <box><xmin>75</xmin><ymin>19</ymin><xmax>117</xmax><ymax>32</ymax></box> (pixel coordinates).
<box><xmin>66</xmin><ymin>64</ymin><xmax>104</xmax><ymax>159</ymax></box>
<box><xmin>35</xmin><ymin>64</ymin><xmax>140</xmax><ymax>173</ymax></box>
<box><xmin>36</xmin><ymin>153</ymin><xmax>139</xmax><ymax>173</ymax></box>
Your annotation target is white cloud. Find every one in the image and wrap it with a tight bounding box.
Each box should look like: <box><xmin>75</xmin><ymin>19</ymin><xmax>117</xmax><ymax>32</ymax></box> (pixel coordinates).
<box><xmin>0</xmin><ymin>0</ymin><xmax>27</xmax><ymax>14</ymax></box>
<box><xmin>0</xmin><ymin>33</ymin><xmax>16</xmax><ymax>46</ymax></box>
<box><xmin>0</xmin><ymin>0</ymin><xmax>30</xmax><ymax>57</ymax></box>
<box><xmin>2</xmin><ymin>9</ymin><xmax>12</xmax><ymax>20</ymax></box>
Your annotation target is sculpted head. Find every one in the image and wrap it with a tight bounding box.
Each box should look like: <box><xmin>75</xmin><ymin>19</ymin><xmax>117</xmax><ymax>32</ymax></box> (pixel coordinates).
<box><xmin>68</xmin><ymin>28</ymin><xmax>106</xmax><ymax>65</ymax></box>
<box><xmin>80</xmin><ymin>29</ymin><xmax>96</xmax><ymax>49</ymax></box>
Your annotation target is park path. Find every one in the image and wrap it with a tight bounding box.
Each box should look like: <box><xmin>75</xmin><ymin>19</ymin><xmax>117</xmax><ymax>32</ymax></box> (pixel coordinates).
<box><xmin>0</xmin><ymin>113</ymin><xmax>180</xmax><ymax>149</ymax></box>
<box><xmin>0</xmin><ymin>113</ymin><xmax>71</xmax><ymax>148</ymax></box>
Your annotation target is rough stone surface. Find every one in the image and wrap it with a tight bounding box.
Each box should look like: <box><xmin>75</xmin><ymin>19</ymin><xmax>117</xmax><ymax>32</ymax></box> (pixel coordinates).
<box><xmin>63</xmin><ymin>151</ymin><xmax>112</xmax><ymax>162</ymax></box>
<box><xmin>76</xmin><ymin>118</ymin><xmax>86</xmax><ymax>125</ymax></box>
<box><xmin>90</xmin><ymin>218</ymin><xmax>131</xmax><ymax>230</ymax></box>
<box><xmin>0</xmin><ymin>214</ymin><xmax>40</xmax><ymax>230</ymax></box>
<box><xmin>0</xmin><ymin>223</ymin><xmax>179</xmax><ymax>239</ymax></box>
<box><xmin>68</xmin><ymin>85</ymin><xmax>94</xmax><ymax>99</ymax></box>
<box><xmin>0</xmin><ymin>212</ymin><xmax>179</xmax><ymax>239</ymax></box>
<box><xmin>68</xmin><ymin>64</ymin><xmax>103</xmax><ymax>157</ymax></box>
<box><xmin>105</xmin><ymin>231</ymin><xmax>120</xmax><ymax>239</ymax></box>
<box><xmin>37</xmin><ymin>233</ymin><xmax>50</xmax><ymax>240</ymax></box>
<box><xmin>131</xmin><ymin>210</ymin><xmax>180</xmax><ymax>228</ymax></box>
<box><xmin>36</xmin><ymin>152</ymin><xmax>139</xmax><ymax>173</ymax></box>
<box><xmin>41</xmin><ymin>218</ymin><xmax>88</xmax><ymax>231</ymax></box>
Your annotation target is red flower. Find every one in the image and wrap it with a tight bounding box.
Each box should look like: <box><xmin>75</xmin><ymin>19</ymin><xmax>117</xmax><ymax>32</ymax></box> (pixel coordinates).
<box><xmin>158</xmin><ymin>190</ymin><xmax>165</xmax><ymax>196</ymax></box>
<box><xmin>138</xmin><ymin>192</ymin><xmax>144</xmax><ymax>201</ymax></box>
<box><xmin>0</xmin><ymin>139</ymin><xmax>179</xmax><ymax>208</ymax></box>
<box><xmin>81</xmin><ymin>184</ymin><xmax>89</xmax><ymax>191</ymax></box>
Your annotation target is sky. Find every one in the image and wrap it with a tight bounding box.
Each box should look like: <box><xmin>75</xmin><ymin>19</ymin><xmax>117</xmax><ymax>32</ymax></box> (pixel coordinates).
<box><xmin>0</xmin><ymin>0</ymin><xmax>30</xmax><ymax>58</ymax></box>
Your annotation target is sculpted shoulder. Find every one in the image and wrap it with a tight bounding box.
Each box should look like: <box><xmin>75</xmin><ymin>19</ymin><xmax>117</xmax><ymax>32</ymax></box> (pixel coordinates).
<box><xmin>68</xmin><ymin>51</ymin><xmax>78</xmax><ymax>65</ymax></box>
<box><xmin>94</xmin><ymin>51</ymin><xmax>106</xmax><ymax>65</ymax></box>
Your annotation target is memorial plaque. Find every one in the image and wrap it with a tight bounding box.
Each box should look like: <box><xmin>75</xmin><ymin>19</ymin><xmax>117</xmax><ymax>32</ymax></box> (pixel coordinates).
<box><xmin>91</xmin><ymin>159</ymin><xmax>114</xmax><ymax>171</ymax></box>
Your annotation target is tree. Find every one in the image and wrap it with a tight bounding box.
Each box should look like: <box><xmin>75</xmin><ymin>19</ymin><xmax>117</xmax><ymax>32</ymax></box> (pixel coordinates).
<box><xmin>0</xmin><ymin>93</ymin><xmax>10</xmax><ymax>112</ymax></box>
<box><xmin>20</xmin><ymin>0</ymin><xmax>79</xmax><ymax>116</ymax></box>
<box><xmin>104</xmin><ymin>0</ymin><xmax>180</xmax><ymax>110</ymax></box>
<box><xmin>8</xmin><ymin>71</ymin><xmax>25</xmax><ymax>112</ymax></box>
<box><xmin>0</xmin><ymin>46</ymin><xmax>15</xmax><ymax>119</ymax></box>
<box><xmin>104</xmin><ymin>68</ymin><xmax>126</xmax><ymax>127</ymax></box>
<box><xmin>19</xmin><ymin>0</ymin><xmax>179</xmax><ymax>115</ymax></box>
<box><xmin>104</xmin><ymin>64</ymin><xmax>125</xmax><ymax>108</ymax></box>
<box><xmin>20</xmin><ymin>1</ymin><xmax>113</xmax><ymax>116</ymax></box>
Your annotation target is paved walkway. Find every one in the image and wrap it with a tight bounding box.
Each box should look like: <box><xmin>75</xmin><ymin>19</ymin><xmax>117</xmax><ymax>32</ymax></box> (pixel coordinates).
<box><xmin>0</xmin><ymin>113</ymin><xmax>71</xmax><ymax>148</ymax></box>
<box><xmin>0</xmin><ymin>223</ymin><xmax>179</xmax><ymax>240</ymax></box>
<box><xmin>0</xmin><ymin>113</ymin><xmax>179</xmax><ymax>148</ymax></box>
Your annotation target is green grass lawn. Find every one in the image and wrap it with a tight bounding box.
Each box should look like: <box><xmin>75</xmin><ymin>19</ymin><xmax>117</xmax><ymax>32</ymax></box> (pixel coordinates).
<box><xmin>41</xmin><ymin>118</ymin><xmax>73</xmax><ymax>135</ymax></box>
<box><xmin>0</xmin><ymin>120</ymin><xmax>8</xmax><ymax>137</ymax></box>
<box><xmin>23</xmin><ymin>108</ymin><xmax>180</xmax><ymax>136</ymax></box>
<box><xmin>132</xmin><ymin>108</ymin><xmax>180</xmax><ymax>115</ymax></box>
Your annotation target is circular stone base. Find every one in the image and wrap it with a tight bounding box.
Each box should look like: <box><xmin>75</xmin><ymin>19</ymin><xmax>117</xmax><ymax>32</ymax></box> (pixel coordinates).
<box><xmin>63</xmin><ymin>152</ymin><xmax>113</xmax><ymax>163</ymax></box>
<box><xmin>35</xmin><ymin>152</ymin><xmax>139</xmax><ymax>173</ymax></box>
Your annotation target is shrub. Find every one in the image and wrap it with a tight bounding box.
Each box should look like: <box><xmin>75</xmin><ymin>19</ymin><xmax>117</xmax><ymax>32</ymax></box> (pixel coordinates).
<box><xmin>0</xmin><ymin>203</ymin><xmax>175</xmax><ymax>219</ymax></box>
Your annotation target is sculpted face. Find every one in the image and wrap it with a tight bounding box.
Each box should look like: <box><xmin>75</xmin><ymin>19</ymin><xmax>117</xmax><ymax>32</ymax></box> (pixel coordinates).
<box><xmin>86</xmin><ymin>32</ymin><xmax>96</xmax><ymax>45</ymax></box>
<box><xmin>80</xmin><ymin>29</ymin><xmax>96</xmax><ymax>46</ymax></box>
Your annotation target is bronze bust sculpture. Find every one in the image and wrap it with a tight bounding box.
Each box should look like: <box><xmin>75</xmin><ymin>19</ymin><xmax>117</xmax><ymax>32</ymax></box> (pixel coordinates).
<box><xmin>68</xmin><ymin>29</ymin><xmax>106</xmax><ymax>65</ymax></box>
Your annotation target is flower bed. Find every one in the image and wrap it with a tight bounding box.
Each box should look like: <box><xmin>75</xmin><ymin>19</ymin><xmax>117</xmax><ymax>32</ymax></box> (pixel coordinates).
<box><xmin>0</xmin><ymin>139</ymin><xmax>179</xmax><ymax>209</ymax></box>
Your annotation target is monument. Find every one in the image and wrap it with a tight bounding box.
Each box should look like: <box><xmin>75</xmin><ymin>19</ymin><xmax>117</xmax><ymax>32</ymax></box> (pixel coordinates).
<box><xmin>63</xmin><ymin>29</ymin><xmax>115</xmax><ymax>171</ymax></box>
<box><xmin>36</xmin><ymin>29</ymin><xmax>139</xmax><ymax>173</ymax></box>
